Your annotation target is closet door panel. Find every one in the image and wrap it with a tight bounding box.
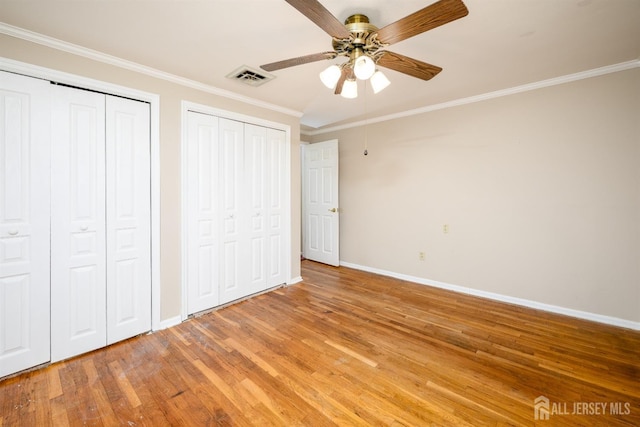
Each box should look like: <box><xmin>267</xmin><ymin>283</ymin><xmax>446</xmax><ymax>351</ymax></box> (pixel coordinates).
<box><xmin>51</xmin><ymin>87</ymin><xmax>106</xmax><ymax>362</ymax></box>
<box><xmin>219</xmin><ymin>118</ymin><xmax>246</xmax><ymax>304</ymax></box>
<box><xmin>185</xmin><ymin>113</ymin><xmax>289</xmax><ymax>311</ymax></box>
<box><xmin>0</xmin><ymin>72</ymin><xmax>51</xmax><ymax>377</ymax></box>
<box><xmin>244</xmin><ymin>124</ymin><xmax>267</xmax><ymax>294</ymax></box>
<box><xmin>267</xmin><ymin>128</ymin><xmax>287</xmax><ymax>287</ymax></box>
<box><xmin>186</xmin><ymin>112</ymin><xmax>220</xmax><ymax>314</ymax></box>
<box><xmin>105</xmin><ymin>96</ymin><xmax>151</xmax><ymax>343</ymax></box>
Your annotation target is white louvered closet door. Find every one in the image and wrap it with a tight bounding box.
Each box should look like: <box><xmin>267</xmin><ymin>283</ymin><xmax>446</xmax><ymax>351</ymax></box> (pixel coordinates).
<box><xmin>51</xmin><ymin>86</ymin><xmax>107</xmax><ymax>362</ymax></box>
<box><xmin>0</xmin><ymin>72</ymin><xmax>51</xmax><ymax>377</ymax></box>
<box><xmin>105</xmin><ymin>95</ymin><xmax>151</xmax><ymax>344</ymax></box>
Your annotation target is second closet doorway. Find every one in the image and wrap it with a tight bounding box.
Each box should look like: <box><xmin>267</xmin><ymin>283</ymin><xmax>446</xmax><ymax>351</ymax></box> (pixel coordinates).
<box><xmin>184</xmin><ymin>109</ymin><xmax>289</xmax><ymax>315</ymax></box>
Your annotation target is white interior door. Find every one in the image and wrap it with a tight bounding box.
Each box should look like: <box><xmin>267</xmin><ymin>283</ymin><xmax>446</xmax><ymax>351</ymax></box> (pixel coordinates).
<box><xmin>244</xmin><ymin>124</ymin><xmax>268</xmax><ymax>295</ymax></box>
<box><xmin>51</xmin><ymin>86</ymin><xmax>107</xmax><ymax>362</ymax></box>
<box><xmin>186</xmin><ymin>111</ymin><xmax>220</xmax><ymax>314</ymax></box>
<box><xmin>219</xmin><ymin>118</ymin><xmax>246</xmax><ymax>304</ymax></box>
<box><xmin>266</xmin><ymin>128</ymin><xmax>287</xmax><ymax>287</ymax></box>
<box><xmin>302</xmin><ymin>140</ymin><xmax>340</xmax><ymax>266</ymax></box>
<box><xmin>105</xmin><ymin>95</ymin><xmax>151</xmax><ymax>344</ymax></box>
<box><xmin>0</xmin><ymin>72</ymin><xmax>51</xmax><ymax>377</ymax></box>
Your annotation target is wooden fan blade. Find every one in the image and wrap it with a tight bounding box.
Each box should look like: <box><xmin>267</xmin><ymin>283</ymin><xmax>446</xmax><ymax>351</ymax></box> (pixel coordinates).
<box><xmin>261</xmin><ymin>52</ymin><xmax>335</xmax><ymax>72</ymax></box>
<box><xmin>376</xmin><ymin>51</ymin><xmax>442</xmax><ymax>80</ymax></box>
<box><xmin>375</xmin><ymin>0</ymin><xmax>469</xmax><ymax>45</ymax></box>
<box><xmin>285</xmin><ymin>0</ymin><xmax>351</xmax><ymax>39</ymax></box>
<box><xmin>334</xmin><ymin>67</ymin><xmax>349</xmax><ymax>95</ymax></box>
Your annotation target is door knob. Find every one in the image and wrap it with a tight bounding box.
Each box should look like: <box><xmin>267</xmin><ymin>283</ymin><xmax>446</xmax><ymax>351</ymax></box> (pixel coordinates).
<box><xmin>328</xmin><ymin>208</ymin><xmax>337</xmax><ymax>213</ymax></box>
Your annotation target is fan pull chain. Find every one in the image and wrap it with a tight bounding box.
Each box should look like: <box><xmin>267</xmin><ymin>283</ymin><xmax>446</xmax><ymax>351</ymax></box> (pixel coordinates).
<box><xmin>363</xmin><ymin>80</ymin><xmax>369</xmax><ymax>156</ymax></box>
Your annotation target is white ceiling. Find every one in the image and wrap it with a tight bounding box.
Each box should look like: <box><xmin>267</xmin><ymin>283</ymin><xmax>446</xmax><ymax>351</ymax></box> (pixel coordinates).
<box><xmin>1</xmin><ymin>0</ymin><xmax>639</xmax><ymax>132</ymax></box>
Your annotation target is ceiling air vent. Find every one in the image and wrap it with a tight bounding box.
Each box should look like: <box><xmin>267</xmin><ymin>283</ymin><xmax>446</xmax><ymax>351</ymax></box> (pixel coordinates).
<box><xmin>226</xmin><ymin>66</ymin><xmax>275</xmax><ymax>87</ymax></box>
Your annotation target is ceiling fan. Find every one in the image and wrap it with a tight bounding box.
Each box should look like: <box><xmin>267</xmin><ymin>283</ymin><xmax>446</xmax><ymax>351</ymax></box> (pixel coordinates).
<box><xmin>261</xmin><ymin>0</ymin><xmax>469</xmax><ymax>98</ymax></box>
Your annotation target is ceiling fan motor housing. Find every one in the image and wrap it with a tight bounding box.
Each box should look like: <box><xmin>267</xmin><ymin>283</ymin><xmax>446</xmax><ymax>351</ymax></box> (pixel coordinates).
<box><xmin>332</xmin><ymin>14</ymin><xmax>385</xmax><ymax>62</ymax></box>
<box><xmin>344</xmin><ymin>14</ymin><xmax>377</xmax><ymax>44</ymax></box>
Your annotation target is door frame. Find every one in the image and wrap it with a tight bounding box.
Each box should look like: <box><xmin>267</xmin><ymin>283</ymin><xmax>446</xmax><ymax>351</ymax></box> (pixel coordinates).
<box><xmin>0</xmin><ymin>57</ymin><xmax>162</xmax><ymax>331</ymax></box>
<box><xmin>180</xmin><ymin>101</ymin><xmax>292</xmax><ymax>321</ymax></box>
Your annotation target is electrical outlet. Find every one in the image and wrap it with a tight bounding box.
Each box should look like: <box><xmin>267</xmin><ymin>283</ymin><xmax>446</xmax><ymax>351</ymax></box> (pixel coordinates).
<box><xmin>419</xmin><ymin>251</ymin><xmax>426</xmax><ymax>261</ymax></box>
<box><xmin>443</xmin><ymin>224</ymin><xmax>449</xmax><ymax>234</ymax></box>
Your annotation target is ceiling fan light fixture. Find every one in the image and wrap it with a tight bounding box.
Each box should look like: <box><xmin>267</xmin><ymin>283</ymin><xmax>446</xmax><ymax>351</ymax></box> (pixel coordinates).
<box><xmin>319</xmin><ymin>64</ymin><xmax>342</xmax><ymax>89</ymax></box>
<box><xmin>341</xmin><ymin>79</ymin><xmax>358</xmax><ymax>99</ymax></box>
<box><xmin>370</xmin><ymin>70</ymin><xmax>391</xmax><ymax>94</ymax></box>
<box><xmin>261</xmin><ymin>0</ymin><xmax>470</xmax><ymax>103</ymax></box>
<box><xmin>353</xmin><ymin>55</ymin><xmax>375</xmax><ymax>80</ymax></box>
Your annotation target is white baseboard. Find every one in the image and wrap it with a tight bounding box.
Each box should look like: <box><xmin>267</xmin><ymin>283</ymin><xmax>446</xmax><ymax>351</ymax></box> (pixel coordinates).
<box><xmin>288</xmin><ymin>276</ymin><xmax>303</xmax><ymax>285</ymax></box>
<box><xmin>339</xmin><ymin>261</ymin><xmax>640</xmax><ymax>331</ymax></box>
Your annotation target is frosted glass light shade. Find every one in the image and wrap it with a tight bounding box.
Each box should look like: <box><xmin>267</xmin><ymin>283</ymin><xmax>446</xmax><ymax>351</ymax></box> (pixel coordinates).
<box><xmin>370</xmin><ymin>70</ymin><xmax>391</xmax><ymax>94</ymax></box>
<box><xmin>353</xmin><ymin>55</ymin><xmax>375</xmax><ymax>80</ymax></box>
<box><xmin>319</xmin><ymin>65</ymin><xmax>341</xmax><ymax>89</ymax></box>
<box><xmin>341</xmin><ymin>79</ymin><xmax>358</xmax><ymax>99</ymax></box>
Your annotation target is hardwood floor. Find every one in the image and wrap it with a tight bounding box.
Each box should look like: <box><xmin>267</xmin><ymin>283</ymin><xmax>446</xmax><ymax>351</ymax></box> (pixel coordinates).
<box><xmin>1</xmin><ymin>260</ymin><xmax>639</xmax><ymax>426</ymax></box>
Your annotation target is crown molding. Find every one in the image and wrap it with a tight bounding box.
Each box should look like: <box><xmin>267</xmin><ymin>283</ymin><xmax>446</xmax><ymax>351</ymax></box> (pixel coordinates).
<box><xmin>0</xmin><ymin>23</ymin><xmax>303</xmax><ymax>118</ymax></box>
<box><xmin>3</xmin><ymin>22</ymin><xmax>637</xmax><ymax>132</ymax></box>
<box><xmin>303</xmin><ymin>58</ymin><xmax>640</xmax><ymax>136</ymax></box>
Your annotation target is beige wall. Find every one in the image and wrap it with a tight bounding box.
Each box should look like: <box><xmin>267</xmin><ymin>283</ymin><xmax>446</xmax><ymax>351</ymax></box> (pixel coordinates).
<box><xmin>0</xmin><ymin>34</ymin><xmax>302</xmax><ymax>322</ymax></box>
<box><xmin>311</xmin><ymin>68</ymin><xmax>640</xmax><ymax>324</ymax></box>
